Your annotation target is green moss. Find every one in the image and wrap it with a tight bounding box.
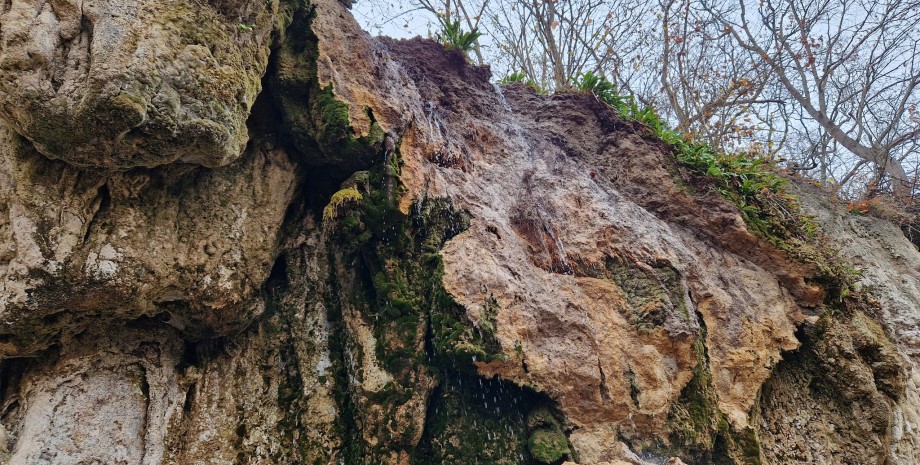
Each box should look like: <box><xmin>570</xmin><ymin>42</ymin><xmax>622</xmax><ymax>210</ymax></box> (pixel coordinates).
<box><xmin>324</xmin><ymin>146</ymin><xmax>515</xmax><ymax>461</ymax></box>
<box><xmin>270</xmin><ymin>6</ymin><xmax>384</xmax><ymax>174</ymax></box>
<box><xmin>523</xmin><ymin>406</ymin><xmax>571</xmax><ymax>464</ymax></box>
<box><xmin>571</xmin><ymin>254</ymin><xmax>688</xmax><ymax>333</ymax></box>
<box><xmin>429</xmin><ymin>261</ymin><xmax>506</xmax><ymax>367</ymax></box>
<box><xmin>326</xmin><ymin>157</ymin><xmax>503</xmax><ymax>369</ymax></box>
<box><xmin>526</xmin><ymin>406</ymin><xmax>561</xmax><ymax>431</ymax></box>
<box><xmin>313</xmin><ymin>86</ymin><xmax>386</xmax><ymax>158</ymax></box>
<box><xmin>323</xmin><ymin>186</ymin><xmax>364</xmax><ymax>222</ymax></box>
<box><xmin>665</xmin><ymin>329</ymin><xmax>762</xmax><ymax>465</ymax></box>
<box><xmin>315</xmin><ymin>86</ymin><xmax>352</xmax><ymax>140</ymax></box>
<box><xmin>528</xmin><ymin>429</ymin><xmax>570</xmax><ymax>464</ymax></box>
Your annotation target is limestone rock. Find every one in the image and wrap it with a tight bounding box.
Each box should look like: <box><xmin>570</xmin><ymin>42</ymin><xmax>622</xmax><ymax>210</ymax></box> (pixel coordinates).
<box><xmin>1</xmin><ymin>225</ymin><xmax>341</xmax><ymax>465</ymax></box>
<box><xmin>0</xmin><ymin>0</ymin><xmax>279</xmax><ymax>169</ymax></box>
<box><xmin>0</xmin><ymin>116</ymin><xmax>297</xmax><ymax>357</ymax></box>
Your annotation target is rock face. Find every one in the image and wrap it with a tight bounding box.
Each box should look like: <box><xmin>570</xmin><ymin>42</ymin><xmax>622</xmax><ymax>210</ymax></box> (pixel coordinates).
<box><xmin>0</xmin><ymin>0</ymin><xmax>277</xmax><ymax>169</ymax></box>
<box><xmin>0</xmin><ymin>0</ymin><xmax>917</xmax><ymax>464</ymax></box>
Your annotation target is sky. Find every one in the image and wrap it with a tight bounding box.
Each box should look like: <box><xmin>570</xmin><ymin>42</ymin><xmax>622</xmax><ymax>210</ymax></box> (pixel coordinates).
<box><xmin>352</xmin><ymin>1</ymin><xmax>438</xmax><ymax>39</ymax></box>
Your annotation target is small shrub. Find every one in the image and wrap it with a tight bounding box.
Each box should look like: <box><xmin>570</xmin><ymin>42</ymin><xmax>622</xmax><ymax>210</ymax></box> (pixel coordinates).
<box><xmin>500</xmin><ymin>71</ymin><xmax>544</xmax><ymax>93</ymax></box>
<box><xmin>436</xmin><ymin>20</ymin><xmax>481</xmax><ymax>54</ymax></box>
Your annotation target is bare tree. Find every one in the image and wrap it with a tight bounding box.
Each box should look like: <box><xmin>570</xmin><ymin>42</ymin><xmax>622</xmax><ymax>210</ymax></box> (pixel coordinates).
<box><xmin>704</xmin><ymin>0</ymin><xmax>920</xmax><ymax>196</ymax></box>
<box><xmin>487</xmin><ymin>0</ymin><xmax>652</xmax><ymax>90</ymax></box>
<box><xmin>654</xmin><ymin>0</ymin><xmax>782</xmax><ymax>154</ymax></box>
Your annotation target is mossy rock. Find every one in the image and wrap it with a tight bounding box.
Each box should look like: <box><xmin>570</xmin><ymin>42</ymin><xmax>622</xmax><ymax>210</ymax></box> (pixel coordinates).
<box><xmin>527</xmin><ymin>428</ymin><xmax>569</xmax><ymax>464</ymax></box>
<box><xmin>526</xmin><ymin>406</ymin><xmax>561</xmax><ymax>431</ymax></box>
<box><xmin>269</xmin><ymin>5</ymin><xmax>384</xmax><ymax>177</ymax></box>
<box><xmin>323</xmin><ymin>186</ymin><xmax>363</xmax><ymax>222</ymax></box>
<box><xmin>665</xmin><ymin>327</ymin><xmax>762</xmax><ymax>465</ymax></box>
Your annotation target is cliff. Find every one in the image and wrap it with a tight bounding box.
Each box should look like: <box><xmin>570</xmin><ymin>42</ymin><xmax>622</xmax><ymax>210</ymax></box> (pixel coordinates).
<box><xmin>0</xmin><ymin>1</ymin><xmax>918</xmax><ymax>464</ymax></box>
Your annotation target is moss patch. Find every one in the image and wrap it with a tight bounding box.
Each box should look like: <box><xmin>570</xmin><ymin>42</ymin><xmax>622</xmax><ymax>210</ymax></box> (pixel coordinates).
<box><xmin>665</xmin><ymin>326</ymin><xmax>762</xmax><ymax>465</ymax></box>
<box><xmin>607</xmin><ymin>255</ymin><xmax>687</xmax><ymax>332</ymax></box>
<box><xmin>323</xmin><ymin>186</ymin><xmax>363</xmax><ymax>222</ymax></box>
<box><xmin>528</xmin><ymin>429</ymin><xmax>569</xmax><ymax>464</ymax></box>
<box><xmin>269</xmin><ymin>3</ymin><xmax>384</xmax><ymax>177</ymax></box>
<box><xmin>568</xmin><ymin>254</ymin><xmax>689</xmax><ymax>334</ymax></box>
<box><xmin>525</xmin><ymin>406</ymin><xmax>571</xmax><ymax>464</ymax></box>
<box><xmin>322</xmin><ymin>142</ymin><xmax>520</xmax><ymax>462</ymax></box>
<box><xmin>324</xmin><ymin>155</ymin><xmax>505</xmax><ymax>373</ymax></box>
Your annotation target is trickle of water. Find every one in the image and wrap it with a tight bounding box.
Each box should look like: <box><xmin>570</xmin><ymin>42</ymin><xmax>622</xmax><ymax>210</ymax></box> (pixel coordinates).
<box><xmin>493</xmin><ymin>78</ymin><xmax>572</xmax><ymax>276</ymax></box>
<box><xmin>492</xmin><ymin>83</ymin><xmax>514</xmax><ymax>114</ymax></box>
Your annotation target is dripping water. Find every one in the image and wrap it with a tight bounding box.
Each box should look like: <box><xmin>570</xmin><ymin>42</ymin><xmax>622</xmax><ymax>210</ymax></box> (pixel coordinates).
<box><xmin>491</xmin><ymin>82</ymin><xmax>572</xmax><ymax>275</ymax></box>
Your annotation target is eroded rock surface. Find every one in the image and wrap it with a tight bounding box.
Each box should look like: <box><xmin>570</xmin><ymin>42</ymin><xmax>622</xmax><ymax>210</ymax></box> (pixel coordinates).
<box><xmin>0</xmin><ymin>0</ymin><xmax>278</xmax><ymax>169</ymax></box>
<box><xmin>0</xmin><ymin>119</ymin><xmax>297</xmax><ymax>356</ymax></box>
<box><xmin>0</xmin><ymin>0</ymin><xmax>917</xmax><ymax>464</ymax></box>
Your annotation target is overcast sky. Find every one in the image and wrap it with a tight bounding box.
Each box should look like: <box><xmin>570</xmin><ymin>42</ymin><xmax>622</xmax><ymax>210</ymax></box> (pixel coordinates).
<box><xmin>352</xmin><ymin>2</ymin><xmax>436</xmax><ymax>39</ymax></box>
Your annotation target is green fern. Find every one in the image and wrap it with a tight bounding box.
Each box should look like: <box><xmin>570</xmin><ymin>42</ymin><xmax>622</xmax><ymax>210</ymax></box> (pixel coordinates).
<box><xmin>500</xmin><ymin>71</ymin><xmax>529</xmax><ymax>84</ymax></box>
<box><xmin>499</xmin><ymin>72</ymin><xmax>544</xmax><ymax>93</ymax></box>
<box><xmin>572</xmin><ymin>71</ymin><xmax>791</xmax><ymax>238</ymax></box>
<box><xmin>437</xmin><ymin>20</ymin><xmax>482</xmax><ymax>54</ymax></box>
<box><xmin>575</xmin><ymin>71</ymin><xmax>634</xmax><ymax>113</ymax></box>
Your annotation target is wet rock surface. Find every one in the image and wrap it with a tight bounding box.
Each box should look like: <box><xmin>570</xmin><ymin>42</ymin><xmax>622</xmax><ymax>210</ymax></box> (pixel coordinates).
<box><xmin>0</xmin><ymin>0</ymin><xmax>917</xmax><ymax>464</ymax></box>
